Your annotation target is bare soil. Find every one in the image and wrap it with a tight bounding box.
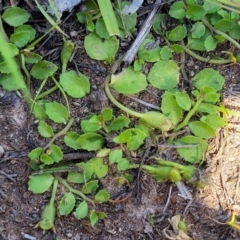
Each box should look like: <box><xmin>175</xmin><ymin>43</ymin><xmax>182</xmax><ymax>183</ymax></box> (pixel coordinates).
<box><xmin>1</xmin><ymin>1</ymin><xmax>240</xmax><ymax>240</ymax></box>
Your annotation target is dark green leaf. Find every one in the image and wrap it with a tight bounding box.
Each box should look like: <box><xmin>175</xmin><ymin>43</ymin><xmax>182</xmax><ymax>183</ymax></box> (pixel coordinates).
<box><xmin>188</xmin><ymin>121</ymin><xmax>215</xmax><ymax>138</ymax></box>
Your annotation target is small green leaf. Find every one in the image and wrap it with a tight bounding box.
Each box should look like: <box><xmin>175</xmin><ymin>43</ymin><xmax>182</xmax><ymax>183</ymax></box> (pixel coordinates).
<box><xmin>0</xmin><ymin>74</ymin><xmax>24</xmax><ymax>91</ymax></box>
<box><xmin>30</xmin><ymin>61</ymin><xmax>58</xmax><ymax>80</ymax></box>
<box><xmin>16</xmin><ymin>25</ymin><xmax>36</xmax><ymax>41</ymax></box>
<box><xmin>81</xmin><ymin>115</ymin><xmax>102</xmax><ymax>133</ymax></box>
<box><xmin>204</xmin><ymin>35</ymin><xmax>217</xmax><ymax>52</ymax></box>
<box><xmin>203</xmin><ymin>1</ymin><xmax>221</xmax><ymax>14</ymax></box>
<box><xmin>109</xmin><ymin>149</ymin><xmax>123</xmax><ymax>164</ymax></box>
<box><xmin>32</xmin><ymin>100</ymin><xmax>49</xmax><ymax>120</ymax></box>
<box><xmin>45</xmin><ymin>101</ymin><xmax>69</xmax><ymax>123</ymax></box>
<box><xmin>188</xmin><ymin>121</ymin><xmax>215</xmax><ymax>138</ymax></box>
<box><xmin>40</xmin><ymin>153</ymin><xmax>54</xmax><ymax>165</ymax></box>
<box><xmin>60</xmin><ymin>70</ymin><xmax>90</xmax><ymax>98</ymax></box>
<box><xmin>38</xmin><ymin>121</ymin><xmax>54</xmax><ymax>137</ymax></box>
<box><xmin>90</xmin><ymin>209</ymin><xmax>98</xmax><ymax>226</ymax></box>
<box><xmin>200</xmin><ymin>114</ymin><xmax>225</xmax><ymax>128</ymax></box>
<box><xmin>167</xmin><ymin>25</ymin><xmax>187</xmax><ymax>42</ymax></box>
<box><xmin>108</xmin><ymin>116</ymin><xmax>130</xmax><ymax>131</ymax></box>
<box><xmin>176</xmin><ymin>135</ymin><xmax>208</xmax><ymax>163</ymax></box>
<box><xmin>95</xmin><ymin>18</ymin><xmax>110</xmax><ymax>39</ymax></box>
<box><xmin>214</xmin><ymin>19</ymin><xmax>234</xmax><ymax>32</ymax></box>
<box><xmin>84</xmin><ymin>33</ymin><xmax>119</xmax><ymax>62</ymax></box>
<box><xmin>67</xmin><ymin>162</ymin><xmax>93</xmax><ymax>183</ymax></box>
<box><xmin>201</xmin><ymin>87</ymin><xmax>220</xmax><ymax>103</ymax></box>
<box><xmin>117</xmin><ymin>158</ymin><xmax>130</xmax><ymax>171</ymax></box>
<box><xmin>82</xmin><ymin>180</ymin><xmax>99</xmax><ymax>194</ymax></box>
<box><xmin>198</xmin><ymin>103</ymin><xmax>217</xmax><ymax>114</ymax></box>
<box><xmin>94</xmin><ymin>189</ymin><xmax>110</xmax><ymax>203</ymax></box>
<box><xmin>74</xmin><ymin>201</ymin><xmax>88</xmax><ymax>219</ymax></box>
<box><xmin>48</xmin><ymin>144</ymin><xmax>63</xmax><ymax>163</ymax></box>
<box><xmin>98</xmin><ymin>212</ymin><xmax>107</xmax><ymax>220</ymax></box>
<box><xmin>0</xmin><ymin>62</ymin><xmax>10</xmax><ymax>74</ymax></box>
<box><xmin>229</xmin><ymin>25</ymin><xmax>240</xmax><ymax>39</ymax></box>
<box><xmin>10</xmin><ymin>31</ymin><xmax>31</xmax><ymax>48</ymax></box>
<box><xmin>76</xmin><ymin>133</ymin><xmax>104</xmax><ymax>151</ymax></box>
<box><xmin>192</xmin><ymin>68</ymin><xmax>224</xmax><ymax>91</ymax></box>
<box><xmin>160</xmin><ymin>46</ymin><xmax>172</xmax><ymax>60</ymax></box>
<box><xmin>169</xmin><ymin>1</ymin><xmax>186</xmax><ymax>19</ymax></box>
<box><xmin>175</xmin><ymin>92</ymin><xmax>191</xmax><ymax>110</ymax></box>
<box><xmin>153</xmin><ymin>14</ymin><xmax>167</xmax><ymax>34</ymax></box>
<box><xmin>110</xmin><ymin>67</ymin><xmax>147</xmax><ymax>94</ymax></box>
<box><xmin>24</xmin><ymin>52</ymin><xmax>42</xmax><ymax>64</ymax></box>
<box><xmin>58</xmin><ymin>192</ymin><xmax>75</xmax><ymax>215</ymax></box>
<box><xmin>102</xmin><ymin>108</ymin><xmax>113</xmax><ymax>121</ymax></box>
<box><xmin>28</xmin><ymin>147</ymin><xmax>42</xmax><ymax>160</ymax></box>
<box><xmin>147</xmin><ymin>60</ymin><xmax>179</xmax><ymax>90</ymax></box>
<box><xmin>161</xmin><ymin>91</ymin><xmax>182</xmax><ymax>126</ymax></box>
<box><xmin>28</xmin><ymin>174</ymin><xmax>54</xmax><ymax>193</ymax></box>
<box><xmin>186</xmin><ymin>4</ymin><xmax>206</xmax><ymax>20</ymax></box>
<box><xmin>191</xmin><ymin>22</ymin><xmax>206</xmax><ymax>38</ymax></box>
<box><xmin>89</xmin><ymin>157</ymin><xmax>108</xmax><ymax>178</ymax></box>
<box><xmin>64</xmin><ymin>131</ymin><xmax>81</xmax><ymax>150</ymax></box>
<box><xmin>2</xmin><ymin>7</ymin><xmax>30</xmax><ymax>27</ymax></box>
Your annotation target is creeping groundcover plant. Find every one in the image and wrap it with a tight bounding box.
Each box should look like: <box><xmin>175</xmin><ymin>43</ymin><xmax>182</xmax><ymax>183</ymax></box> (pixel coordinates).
<box><xmin>1</xmin><ymin>0</ymin><xmax>240</xmax><ymax>232</ymax></box>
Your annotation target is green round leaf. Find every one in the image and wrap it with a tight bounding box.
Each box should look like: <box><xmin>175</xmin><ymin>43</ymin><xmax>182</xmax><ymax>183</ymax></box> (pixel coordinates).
<box><xmin>89</xmin><ymin>157</ymin><xmax>108</xmax><ymax>178</ymax></box>
<box><xmin>64</xmin><ymin>131</ymin><xmax>81</xmax><ymax>150</ymax></box>
<box><xmin>28</xmin><ymin>174</ymin><xmax>54</xmax><ymax>193</ymax></box>
<box><xmin>95</xmin><ymin>18</ymin><xmax>110</xmax><ymax>39</ymax></box>
<box><xmin>110</xmin><ymin>67</ymin><xmax>147</xmax><ymax>94</ymax></box>
<box><xmin>30</xmin><ymin>61</ymin><xmax>58</xmax><ymax>80</ymax></box>
<box><xmin>168</xmin><ymin>25</ymin><xmax>187</xmax><ymax>42</ymax></box>
<box><xmin>108</xmin><ymin>116</ymin><xmax>130</xmax><ymax>132</ymax></box>
<box><xmin>200</xmin><ymin>114</ymin><xmax>225</xmax><ymax>128</ymax></box>
<box><xmin>161</xmin><ymin>91</ymin><xmax>182</xmax><ymax>126</ymax></box>
<box><xmin>90</xmin><ymin>210</ymin><xmax>98</xmax><ymax>226</ymax></box>
<box><xmin>191</xmin><ymin>22</ymin><xmax>206</xmax><ymax>39</ymax></box>
<box><xmin>188</xmin><ymin>121</ymin><xmax>215</xmax><ymax>138</ymax></box>
<box><xmin>147</xmin><ymin>60</ymin><xmax>179</xmax><ymax>90</ymax></box>
<box><xmin>48</xmin><ymin>144</ymin><xmax>63</xmax><ymax>163</ymax></box>
<box><xmin>214</xmin><ymin>19</ymin><xmax>233</xmax><ymax>32</ymax></box>
<box><xmin>175</xmin><ymin>92</ymin><xmax>191</xmax><ymax>110</ymax></box>
<box><xmin>117</xmin><ymin>158</ymin><xmax>130</xmax><ymax>171</ymax></box>
<box><xmin>10</xmin><ymin>31</ymin><xmax>31</xmax><ymax>48</ymax></box>
<box><xmin>74</xmin><ymin>201</ymin><xmax>88</xmax><ymax>219</ymax></box>
<box><xmin>45</xmin><ymin>101</ymin><xmax>69</xmax><ymax>123</ymax></box>
<box><xmin>82</xmin><ymin>180</ymin><xmax>99</xmax><ymax>194</ymax></box>
<box><xmin>94</xmin><ymin>189</ymin><xmax>110</xmax><ymax>203</ymax></box>
<box><xmin>229</xmin><ymin>24</ymin><xmax>240</xmax><ymax>39</ymax></box>
<box><xmin>0</xmin><ymin>74</ymin><xmax>25</xmax><ymax>91</ymax></box>
<box><xmin>102</xmin><ymin>108</ymin><xmax>113</xmax><ymax>121</ymax></box>
<box><xmin>192</xmin><ymin>68</ymin><xmax>224</xmax><ymax>91</ymax></box>
<box><xmin>169</xmin><ymin>1</ymin><xmax>186</xmax><ymax>19</ymax></box>
<box><xmin>60</xmin><ymin>70</ymin><xmax>90</xmax><ymax>98</ymax></box>
<box><xmin>160</xmin><ymin>46</ymin><xmax>172</xmax><ymax>60</ymax></box>
<box><xmin>186</xmin><ymin>4</ymin><xmax>206</xmax><ymax>20</ymax></box>
<box><xmin>84</xmin><ymin>33</ymin><xmax>119</xmax><ymax>62</ymax></box>
<box><xmin>58</xmin><ymin>192</ymin><xmax>76</xmax><ymax>215</ymax></box>
<box><xmin>40</xmin><ymin>153</ymin><xmax>54</xmax><ymax>165</ymax></box>
<box><xmin>16</xmin><ymin>25</ymin><xmax>36</xmax><ymax>41</ymax></box>
<box><xmin>204</xmin><ymin>35</ymin><xmax>217</xmax><ymax>52</ymax></box>
<box><xmin>24</xmin><ymin>52</ymin><xmax>42</xmax><ymax>64</ymax></box>
<box><xmin>2</xmin><ymin>7</ymin><xmax>30</xmax><ymax>27</ymax></box>
<box><xmin>76</xmin><ymin>133</ymin><xmax>104</xmax><ymax>151</ymax></box>
<box><xmin>176</xmin><ymin>135</ymin><xmax>208</xmax><ymax>163</ymax></box>
<box><xmin>38</xmin><ymin>121</ymin><xmax>54</xmax><ymax>137</ymax></box>
<box><xmin>109</xmin><ymin>149</ymin><xmax>123</xmax><ymax>164</ymax></box>
<box><xmin>67</xmin><ymin>162</ymin><xmax>93</xmax><ymax>183</ymax></box>
<box><xmin>28</xmin><ymin>147</ymin><xmax>42</xmax><ymax>160</ymax></box>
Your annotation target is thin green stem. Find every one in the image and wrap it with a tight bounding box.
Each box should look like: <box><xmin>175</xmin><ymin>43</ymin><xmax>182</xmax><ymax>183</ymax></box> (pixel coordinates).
<box><xmin>51</xmin><ymin>76</ymin><xmax>70</xmax><ymax>113</ymax></box>
<box><xmin>43</xmin><ymin>118</ymin><xmax>74</xmax><ymax>152</ymax></box>
<box><xmin>173</xmin><ymin>95</ymin><xmax>204</xmax><ymax>132</ymax></box>
<box><xmin>55</xmin><ymin>175</ymin><xmax>95</xmax><ymax>207</ymax></box>
<box><xmin>31</xmin><ymin>78</ymin><xmax>48</xmax><ymax>111</ymax></box>
<box><xmin>20</xmin><ymin>54</ymin><xmax>31</xmax><ymax>88</ymax></box>
<box><xmin>201</xmin><ymin>17</ymin><xmax>240</xmax><ymax>50</ymax></box>
<box><xmin>155</xmin><ymin>159</ymin><xmax>185</xmax><ymax>170</ymax></box>
<box><xmin>35</xmin><ymin>85</ymin><xmax>58</xmax><ymax>100</ymax></box>
<box><xmin>182</xmin><ymin>46</ymin><xmax>232</xmax><ymax>64</ymax></box>
<box><xmin>104</xmin><ymin>75</ymin><xmax>143</xmax><ymax>119</ymax></box>
<box><xmin>50</xmin><ymin>178</ymin><xmax>58</xmax><ymax>205</ymax></box>
<box><xmin>205</xmin><ymin>0</ymin><xmax>240</xmax><ymax>14</ymax></box>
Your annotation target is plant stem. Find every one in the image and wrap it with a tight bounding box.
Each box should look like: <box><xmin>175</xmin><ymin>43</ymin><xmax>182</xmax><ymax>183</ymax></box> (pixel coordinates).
<box><xmin>50</xmin><ymin>178</ymin><xmax>58</xmax><ymax>205</ymax></box>
<box><xmin>104</xmin><ymin>75</ymin><xmax>143</xmax><ymax>119</ymax></box>
<box><xmin>55</xmin><ymin>175</ymin><xmax>95</xmax><ymax>207</ymax></box>
<box><xmin>155</xmin><ymin>159</ymin><xmax>185</xmax><ymax>170</ymax></box>
<box><xmin>182</xmin><ymin>45</ymin><xmax>232</xmax><ymax>64</ymax></box>
<box><xmin>43</xmin><ymin>118</ymin><xmax>74</xmax><ymax>152</ymax></box>
<box><xmin>35</xmin><ymin>85</ymin><xmax>58</xmax><ymax>100</ymax></box>
<box><xmin>173</xmin><ymin>95</ymin><xmax>203</xmax><ymax>132</ymax></box>
<box><xmin>201</xmin><ymin>17</ymin><xmax>240</xmax><ymax>50</ymax></box>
